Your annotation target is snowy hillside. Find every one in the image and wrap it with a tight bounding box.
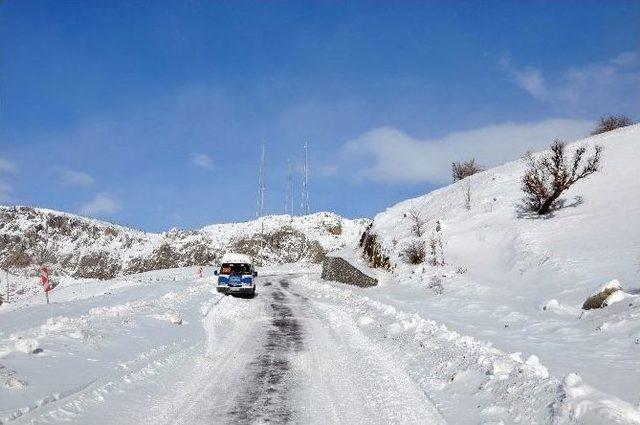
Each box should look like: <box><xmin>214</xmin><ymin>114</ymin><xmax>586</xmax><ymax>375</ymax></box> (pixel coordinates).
<box><xmin>352</xmin><ymin>124</ymin><xmax>640</xmax><ymax>417</ymax></box>
<box><xmin>0</xmin><ymin>206</ymin><xmax>369</xmax><ymax>282</ymax></box>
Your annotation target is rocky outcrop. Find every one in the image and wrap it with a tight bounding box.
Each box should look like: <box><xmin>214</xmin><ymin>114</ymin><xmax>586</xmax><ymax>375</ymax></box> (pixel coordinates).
<box><xmin>582</xmin><ymin>280</ymin><xmax>625</xmax><ymax>310</ymax></box>
<box><xmin>359</xmin><ymin>225</ymin><xmax>392</xmax><ymax>270</ymax></box>
<box><xmin>321</xmin><ymin>255</ymin><xmax>377</xmax><ymax>287</ymax></box>
<box><xmin>0</xmin><ymin>206</ymin><xmax>368</xmax><ymax>279</ymax></box>
<box><xmin>230</xmin><ymin>226</ymin><xmax>325</xmax><ymax>266</ymax></box>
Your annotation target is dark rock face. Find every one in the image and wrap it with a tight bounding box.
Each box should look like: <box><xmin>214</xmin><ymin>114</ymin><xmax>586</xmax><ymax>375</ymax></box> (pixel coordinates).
<box><xmin>359</xmin><ymin>226</ymin><xmax>392</xmax><ymax>270</ymax></box>
<box><xmin>124</xmin><ymin>241</ymin><xmax>221</xmax><ymax>275</ymax></box>
<box><xmin>321</xmin><ymin>256</ymin><xmax>377</xmax><ymax>287</ymax></box>
<box><xmin>76</xmin><ymin>251</ymin><xmax>122</xmax><ymax>279</ymax></box>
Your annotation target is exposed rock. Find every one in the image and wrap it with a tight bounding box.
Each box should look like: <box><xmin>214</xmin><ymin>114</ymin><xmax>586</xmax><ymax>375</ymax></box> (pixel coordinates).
<box><xmin>321</xmin><ymin>255</ymin><xmax>377</xmax><ymax>287</ymax></box>
<box><xmin>0</xmin><ymin>206</ymin><xmax>368</xmax><ymax>279</ymax></box>
<box><xmin>359</xmin><ymin>226</ymin><xmax>392</xmax><ymax>270</ymax></box>
<box><xmin>326</xmin><ymin>222</ymin><xmax>342</xmax><ymax>235</ymax></box>
<box><xmin>75</xmin><ymin>251</ymin><xmax>122</xmax><ymax>279</ymax></box>
<box><xmin>582</xmin><ymin>279</ymin><xmax>623</xmax><ymax>310</ymax></box>
<box><xmin>230</xmin><ymin>226</ymin><xmax>326</xmax><ymax>266</ymax></box>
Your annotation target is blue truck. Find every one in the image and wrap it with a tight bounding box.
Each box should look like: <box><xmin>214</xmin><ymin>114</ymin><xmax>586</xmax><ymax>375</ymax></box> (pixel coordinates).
<box><xmin>214</xmin><ymin>253</ymin><xmax>257</xmax><ymax>297</ymax></box>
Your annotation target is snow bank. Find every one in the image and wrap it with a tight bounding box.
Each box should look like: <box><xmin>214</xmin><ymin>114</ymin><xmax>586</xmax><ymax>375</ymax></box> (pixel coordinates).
<box><xmin>295</xmin><ymin>274</ymin><xmax>640</xmax><ymax>424</ymax></box>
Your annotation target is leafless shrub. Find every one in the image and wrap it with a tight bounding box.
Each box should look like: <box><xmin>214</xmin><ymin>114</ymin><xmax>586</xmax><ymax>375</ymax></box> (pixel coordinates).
<box><xmin>429</xmin><ymin>275</ymin><xmax>444</xmax><ymax>295</ymax></box>
<box><xmin>406</xmin><ymin>208</ymin><xmax>427</xmax><ymax>237</ymax></box>
<box><xmin>452</xmin><ymin>159</ymin><xmax>483</xmax><ymax>182</ymax></box>
<box><xmin>402</xmin><ymin>240</ymin><xmax>426</xmax><ymax>264</ymax></box>
<box><xmin>591</xmin><ymin>115</ymin><xmax>633</xmax><ymax>135</ymax></box>
<box><xmin>521</xmin><ymin>140</ymin><xmax>602</xmax><ymax>215</ymax></box>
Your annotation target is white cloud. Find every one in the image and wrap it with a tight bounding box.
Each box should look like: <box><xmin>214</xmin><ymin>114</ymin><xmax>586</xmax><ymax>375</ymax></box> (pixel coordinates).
<box><xmin>342</xmin><ymin>118</ymin><xmax>593</xmax><ymax>185</ymax></box>
<box><xmin>190</xmin><ymin>153</ymin><xmax>214</xmax><ymax>170</ymax></box>
<box><xmin>79</xmin><ymin>193</ymin><xmax>120</xmax><ymax>216</ymax></box>
<box><xmin>557</xmin><ymin>52</ymin><xmax>639</xmax><ymax>107</ymax></box>
<box><xmin>59</xmin><ymin>168</ymin><xmax>94</xmax><ymax>187</ymax></box>
<box><xmin>501</xmin><ymin>52</ymin><xmax>640</xmax><ymax>113</ymax></box>
<box><xmin>500</xmin><ymin>57</ymin><xmax>548</xmax><ymax>99</ymax></box>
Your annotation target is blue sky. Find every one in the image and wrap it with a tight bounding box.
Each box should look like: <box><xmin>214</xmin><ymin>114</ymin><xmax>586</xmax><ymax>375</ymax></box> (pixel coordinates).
<box><xmin>2</xmin><ymin>0</ymin><xmax>639</xmax><ymax>231</ymax></box>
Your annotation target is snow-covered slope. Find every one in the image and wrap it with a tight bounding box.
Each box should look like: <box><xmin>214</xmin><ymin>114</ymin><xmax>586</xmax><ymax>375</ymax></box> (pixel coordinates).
<box><xmin>0</xmin><ymin>206</ymin><xmax>369</xmax><ymax>282</ymax></box>
<box><xmin>357</xmin><ymin>124</ymin><xmax>640</xmax><ymax>412</ymax></box>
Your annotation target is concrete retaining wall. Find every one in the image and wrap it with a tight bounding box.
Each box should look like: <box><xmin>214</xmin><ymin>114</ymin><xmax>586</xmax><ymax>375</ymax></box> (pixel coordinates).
<box><xmin>321</xmin><ymin>255</ymin><xmax>377</xmax><ymax>287</ymax></box>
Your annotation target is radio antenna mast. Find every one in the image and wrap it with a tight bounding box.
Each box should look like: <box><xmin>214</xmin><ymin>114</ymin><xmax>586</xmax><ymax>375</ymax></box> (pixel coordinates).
<box><xmin>301</xmin><ymin>141</ymin><xmax>309</xmax><ymax>215</ymax></box>
<box><xmin>285</xmin><ymin>158</ymin><xmax>293</xmax><ymax>215</ymax></box>
<box><xmin>256</xmin><ymin>142</ymin><xmax>266</xmax><ymax>218</ymax></box>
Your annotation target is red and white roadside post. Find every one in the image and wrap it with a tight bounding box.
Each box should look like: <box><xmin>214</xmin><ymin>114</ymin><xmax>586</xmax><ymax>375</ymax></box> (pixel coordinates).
<box><xmin>40</xmin><ymin>267</ymin><xmax>57</xmax><ymax>304</ymax></box>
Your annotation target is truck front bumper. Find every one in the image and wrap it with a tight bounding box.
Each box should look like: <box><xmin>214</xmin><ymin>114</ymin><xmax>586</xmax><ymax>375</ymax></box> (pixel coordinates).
<box><xmin>217</xmin><ymin>285</ymin><xmax>255</xmax><ymax>295</ymax></box>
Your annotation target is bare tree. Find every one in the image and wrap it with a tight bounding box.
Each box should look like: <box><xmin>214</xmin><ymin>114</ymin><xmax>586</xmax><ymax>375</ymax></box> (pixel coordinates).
<box><xmin>452</xmin><ymin>159</ymin><xmax>483</xmax><ymax>182</ymax></box>
<box><xmin>591</xmin><ymin>115</ymin><xmax>633</xmax><ymax>135</ymax></box>
<box><xmin>406</xmin><ymin>208</ymin><xmax>427</xmax><ymax>237</ymax></box>
<box><xmin>521</xmin><ymin>140</ymin><xmax>602</xmax><ymax>215</ymax></box>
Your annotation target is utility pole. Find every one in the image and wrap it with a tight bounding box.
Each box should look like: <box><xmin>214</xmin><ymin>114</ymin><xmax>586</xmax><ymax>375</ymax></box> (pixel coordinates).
<box><xmin>256</xmin><ymin>142</ymin><xmax>266</xmax><ymax>218</ymax></box>
<box><xmin>285</xmin><ymin>158</ymin><xmax>293</xmax><ymax>215</ymax></box>
<box><xmin>301</xmin><ymin>141</ymin><xmax>309</xmax><ymax>215</ymax></box>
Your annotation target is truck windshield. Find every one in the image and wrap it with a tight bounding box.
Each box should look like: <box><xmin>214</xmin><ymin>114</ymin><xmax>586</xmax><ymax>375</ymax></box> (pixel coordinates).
<box><xmin>220</xmin><ymin>263</ymin><xmax>252</xmax><ymax>275</ymax></box>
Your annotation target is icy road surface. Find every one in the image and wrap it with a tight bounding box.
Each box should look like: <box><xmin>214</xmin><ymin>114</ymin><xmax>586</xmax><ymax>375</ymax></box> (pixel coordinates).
<box><xmin>2</xmin><ymin>267</ymin><xmax>639</xmax><ymax>424</ymax></box>
<box><xmin>143</xmin><ymin>277</ymin><xmax>443</xmax><ymax>425</ymax></box>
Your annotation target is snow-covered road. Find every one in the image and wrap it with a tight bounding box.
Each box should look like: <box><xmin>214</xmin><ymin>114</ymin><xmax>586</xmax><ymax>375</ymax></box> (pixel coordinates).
<box><xmin>130</xmin><ymin>276</ymin><xmax>444</xmax><ymax>425</ymax></box>
<box><xmin>2</xmin><ymin>267</ymin><xmax>639</xmax><ymax>424</ymax></box>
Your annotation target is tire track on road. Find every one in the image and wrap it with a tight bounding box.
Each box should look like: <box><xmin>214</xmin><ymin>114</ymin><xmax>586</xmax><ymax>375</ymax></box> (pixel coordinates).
<box><xmin>226</xmin><ymin>279</ymin><xmax>304</xmax><ymax>424</ymax></box>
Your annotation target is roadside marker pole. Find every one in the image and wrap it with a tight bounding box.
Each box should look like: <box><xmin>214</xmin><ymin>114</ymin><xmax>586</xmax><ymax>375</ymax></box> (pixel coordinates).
<box><xmin>5</xmin><ymin>270</ymin><xmax>9</xmax><ymax>303</ymax></box>
<box><xmin>40</xmin><ymin>267</ymin><xmax>55</xmax><ymax>304</ymax></box>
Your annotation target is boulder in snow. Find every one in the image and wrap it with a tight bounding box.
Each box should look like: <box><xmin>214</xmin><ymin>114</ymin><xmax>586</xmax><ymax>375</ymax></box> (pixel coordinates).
<box><xmin>582</xmin><ymin>279</ymin><xmax>625</xmax><ymax>310</ymax></box>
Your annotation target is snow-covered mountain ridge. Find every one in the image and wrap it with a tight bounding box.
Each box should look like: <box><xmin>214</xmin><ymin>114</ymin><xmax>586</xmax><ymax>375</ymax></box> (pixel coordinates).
<box><xmin>356</xmin><ymin>124</ymin><xmax>640</xmax><ymax>410</ymax></box>
<box><xmin>0</xmin><ymin>206</ymin><xmax>370</xmax><ymax>279</ymax></box>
